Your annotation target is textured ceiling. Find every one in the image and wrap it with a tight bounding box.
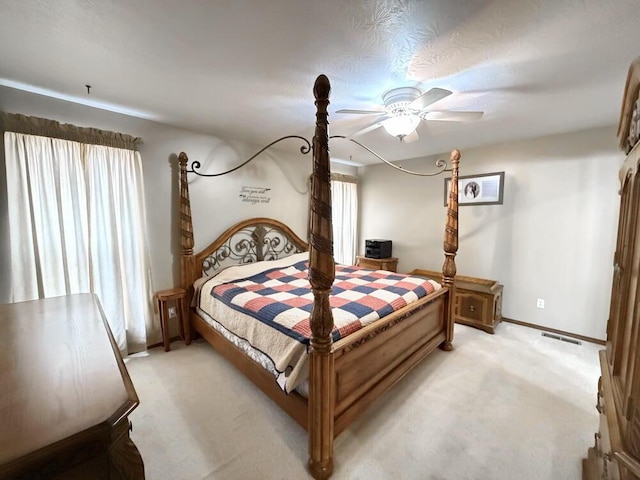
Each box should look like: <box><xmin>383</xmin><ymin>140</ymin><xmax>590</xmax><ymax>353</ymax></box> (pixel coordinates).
<box><xmin>1</xmin><ymin>0</ymin><xmax>639</xmax><ymax>166</ymax></box>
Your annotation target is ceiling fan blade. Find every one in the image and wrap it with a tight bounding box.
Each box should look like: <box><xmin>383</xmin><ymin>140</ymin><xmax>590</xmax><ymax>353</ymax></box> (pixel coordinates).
<box><xmin>402</xmin><ymin>130</ymin><xmax>420</xmax><ymax>143</ymax></box>
<box><xmin>409</xmin><ymin>87</ymin><xmax>452</xmax><ymax>111</ymax></box>
<box><xmin>423</xmin><ymin>110</ymin><xmax>484</xmax><ymax>122</ymax></box>
<box><xmin>335</xmin><ymin>109</ymin><xmax>385</xmax><ymax>115</ymax></box>
<box><xmin>349</xmin><ymin>121</ymin><xmax>384</xmax><ymax>138</ymax></box>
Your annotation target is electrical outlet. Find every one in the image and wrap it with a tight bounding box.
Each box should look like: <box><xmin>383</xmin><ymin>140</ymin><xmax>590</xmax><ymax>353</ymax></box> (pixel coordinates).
<box><xmin>536</xmin><ymin>298</ymin><xmax>545</xmax><ymax>309</ymax></box>
<box><xmin>168</xmin><ymin>306</ymin><xmax>177</xmax><ymax>318</ymax></box>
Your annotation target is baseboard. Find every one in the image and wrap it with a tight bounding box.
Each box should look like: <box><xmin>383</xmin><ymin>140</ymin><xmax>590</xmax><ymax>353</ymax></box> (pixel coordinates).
<box><xmin>501</xmin><ymin>317</ymin><xmax>605</xmax><ymax>346</ymax></box>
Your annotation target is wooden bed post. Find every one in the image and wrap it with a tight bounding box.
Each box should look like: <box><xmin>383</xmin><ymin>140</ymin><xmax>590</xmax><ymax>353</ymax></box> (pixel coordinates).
<box><xmin>441</xmin><ymin>149</ymin><xmax>460</xmax><ymax>351</ymax></box>
<box><xmin>308</xmin><ymin>74</ymin><xmax>336</xmax><ymax>480</ymax></box>
<box><xmin>179</xmin><ymin>152</ymin><xmax>195</xmax><ymax>344</ymax></box>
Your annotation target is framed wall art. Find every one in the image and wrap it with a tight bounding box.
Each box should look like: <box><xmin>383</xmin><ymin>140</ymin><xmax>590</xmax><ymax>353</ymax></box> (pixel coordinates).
<box><xmin>444</xmin><ymin>171</ymin><xmax>504</xmax><ymax>206</ymax></box>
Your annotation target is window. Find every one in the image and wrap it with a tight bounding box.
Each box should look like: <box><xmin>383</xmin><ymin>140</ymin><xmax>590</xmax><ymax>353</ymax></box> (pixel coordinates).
<box><xmin>331</xmin><ymin>174</ymin><xmax>358</xmax><ymax>265</ymax></box>
<box><xmin>3</xmin><ymin>114</ymin><xmax>153</xmax><ymax>354</ymax></box>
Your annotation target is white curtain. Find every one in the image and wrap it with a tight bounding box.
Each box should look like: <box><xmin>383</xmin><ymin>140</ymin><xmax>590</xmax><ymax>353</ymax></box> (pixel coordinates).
<box><xmin>5</xmin><ymin>132</ymin><xmax>153</xmax><ymax>354</ymax></box>
<box><xmin>331</xmin><ymin>178</ymin><xmax>358</xmax><ymax>265</ymax></box>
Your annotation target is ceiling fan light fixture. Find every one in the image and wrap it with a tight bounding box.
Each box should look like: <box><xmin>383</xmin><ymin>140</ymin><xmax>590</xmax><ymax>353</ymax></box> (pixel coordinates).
<box><xmin>338</xmin><ymin>85</ymin><xmax>481</xmax><ymax>141</ymax></box>
<box><xmin>382</xmin><ymin>114</ymin><xmax>420</xmax><ymax>139</ymax></box>
<box><xmin>382</xmin><ymin>87</ymin><xmax>421</xmax><ymax>107</ymax></box>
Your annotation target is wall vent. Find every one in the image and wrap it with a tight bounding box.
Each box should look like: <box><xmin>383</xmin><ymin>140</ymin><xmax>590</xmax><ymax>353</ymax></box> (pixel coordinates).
<box><xmin>541</xmin><ymin>332</ymin><xmax>582</xmax><ymax>345</ymax></box>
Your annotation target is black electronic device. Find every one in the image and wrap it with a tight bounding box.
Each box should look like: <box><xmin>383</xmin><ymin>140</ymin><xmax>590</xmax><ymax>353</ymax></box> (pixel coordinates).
<box><xmin>365</xmin><ymin>239</ymin><xmax>392</xmax><ymax>259</ymax></box>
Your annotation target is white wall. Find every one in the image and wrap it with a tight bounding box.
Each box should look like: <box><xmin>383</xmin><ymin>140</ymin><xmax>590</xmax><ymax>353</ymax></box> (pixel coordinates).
<box><xmin>1</xmin><ymin>85</ymin><xmax>619</xmax><ymax>341</ymax></box>
<box><xmin>359</xmin><ymin>126</ymin><xmax>622</xmax><ymax>340</ymax></box>
<box><xmin>0</xmin><ymin>85</ymin><xmax>355</xmax><ymax>344</ymax></box>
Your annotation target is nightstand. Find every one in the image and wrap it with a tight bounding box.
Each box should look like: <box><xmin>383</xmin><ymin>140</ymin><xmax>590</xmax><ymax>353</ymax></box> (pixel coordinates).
<box><xmin>356</xmin><ymin>256</ymin><xmax>399</xmax><ymax>272</ymax></box>
<box><xmin>409</xmin><ymin>269</ymin><xmax>503</xmax><ymax>334</ymax></box>
<box><xmin>156</xmin><ymin>287</ymin><xmax>187</xmax><ymax>352</ymax></box>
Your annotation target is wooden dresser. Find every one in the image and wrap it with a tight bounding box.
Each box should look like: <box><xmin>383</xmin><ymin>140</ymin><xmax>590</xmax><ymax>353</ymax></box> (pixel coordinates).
<box><xmin>583</xmin><ymin>58</ymin><xmax>640</xmax><ymax>480</ymax></box>
<box><xmin>0</xmin><ymin>294</ymin><xmax>145</xmax><ymax>479</ymax></box>
<box><xmin>410</xmin><ymin>269</ymin><xmax>503</xmax><ymax>334</ymax></box>
<box><xmin>355</xmin><ymin>255</ymin><xmax>398</xmax><ymax>272</ymax></box>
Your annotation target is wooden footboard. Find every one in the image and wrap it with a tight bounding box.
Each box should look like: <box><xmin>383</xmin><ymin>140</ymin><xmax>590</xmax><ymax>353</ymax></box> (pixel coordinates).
<box><xmin>332</xmin><ymin>289</ymin><xmax>447</xmax><ymax>435</ymax></box>
<box><xmin>188</xmin><ymin>287</ymin><xmax>449</xmax><ymax>439</ymax></box>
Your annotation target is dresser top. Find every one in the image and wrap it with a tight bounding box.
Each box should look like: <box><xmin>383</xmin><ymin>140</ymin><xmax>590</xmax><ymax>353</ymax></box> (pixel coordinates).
<box><xmin>0</xmin><ymin>294</ymin><xmax>138</xmax><ymax>465</ymax></box>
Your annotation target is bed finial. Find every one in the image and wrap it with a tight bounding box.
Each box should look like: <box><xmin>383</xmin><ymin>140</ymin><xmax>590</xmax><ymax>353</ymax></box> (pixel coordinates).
<box><xmin>179</xmin><ymin>151</ymin><xmax>195</xmax><ymax>344</ymax></box>
<box><xmin>441</xmin><ymin>149</ymin><xmax>460</xmax><ymax>351</ymax></box>
<box><xmin>308</xmin><ymin>73</ymin><xmax>335</xmax><ymax>480</ymax></box>
<box><xmin>313</xmin><ymin>74</ymin><xmax>331</xmax><ymax>103</ymax></box>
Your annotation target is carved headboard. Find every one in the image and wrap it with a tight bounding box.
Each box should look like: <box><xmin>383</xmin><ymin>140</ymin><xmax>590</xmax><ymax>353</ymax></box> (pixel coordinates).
<box><xmin>195</xmin><ymin>217</ymin><xmax>309</xmax><ymax>277</ymax></box>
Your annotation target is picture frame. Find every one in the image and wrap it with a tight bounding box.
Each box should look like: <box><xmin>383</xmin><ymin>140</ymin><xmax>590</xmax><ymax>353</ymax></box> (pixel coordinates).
<box><xmin>444</xmin><ymin>171</ymin><xmax>504</xmax><ymax>206</ymax></box>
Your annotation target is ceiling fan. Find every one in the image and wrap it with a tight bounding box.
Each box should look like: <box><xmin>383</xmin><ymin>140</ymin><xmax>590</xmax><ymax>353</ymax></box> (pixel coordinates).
<box><xmin>336</xmin><ymin>86</ymin><xmax>483</xmax><ymax>143</ymax></box>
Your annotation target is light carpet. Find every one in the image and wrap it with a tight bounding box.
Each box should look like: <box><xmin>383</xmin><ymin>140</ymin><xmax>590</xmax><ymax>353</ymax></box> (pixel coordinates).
<box><xmin>125</xmin><ymin>322</ymin><xmax>601</xmax><ymax>480</ymax></box>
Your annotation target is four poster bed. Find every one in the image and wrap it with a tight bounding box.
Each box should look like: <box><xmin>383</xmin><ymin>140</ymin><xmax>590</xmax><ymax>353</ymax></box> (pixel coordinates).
<box><xmin>177</xmin><ymin>75</ymin><xmax>460</xmax><ymax>479</ymax></box>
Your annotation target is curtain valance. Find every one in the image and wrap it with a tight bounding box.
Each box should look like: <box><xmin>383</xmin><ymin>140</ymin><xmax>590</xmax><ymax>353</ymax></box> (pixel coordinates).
<box><xmin>330</xmin><ymin>173</ymin><xmax>358</xmax><ymax>184</ymax></box>
<box><xmin>0</xmin><ymin>112</ymin><xmax>142</xmax><ymax>151</ymax></box>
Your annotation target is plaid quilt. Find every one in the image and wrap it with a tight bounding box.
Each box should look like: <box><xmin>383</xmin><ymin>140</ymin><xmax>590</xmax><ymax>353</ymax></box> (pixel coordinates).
<box><xmin>198</xmin><ymin>253</ymin><xmax>440</xmax><ymax>393</ymax></box>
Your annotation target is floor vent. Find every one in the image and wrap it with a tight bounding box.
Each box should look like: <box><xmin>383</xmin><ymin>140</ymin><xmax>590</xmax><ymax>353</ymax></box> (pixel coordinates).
<box><xmin>542</xmin><ymin>332</ymin><xmax>582</xmax><ymax>345</ymax></box>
